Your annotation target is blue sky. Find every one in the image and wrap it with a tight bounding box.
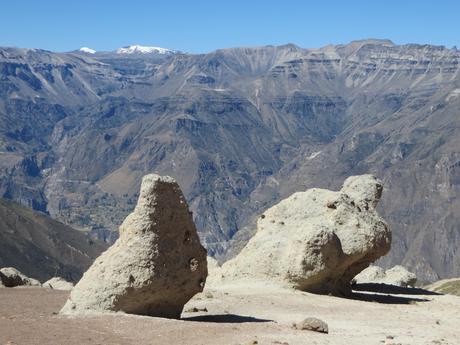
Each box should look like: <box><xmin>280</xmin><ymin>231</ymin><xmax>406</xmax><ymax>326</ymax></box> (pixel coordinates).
<box><xmin>1</xmin><ymin>0</ymin><xmax>459</xmax><ymax>53</ymax></box>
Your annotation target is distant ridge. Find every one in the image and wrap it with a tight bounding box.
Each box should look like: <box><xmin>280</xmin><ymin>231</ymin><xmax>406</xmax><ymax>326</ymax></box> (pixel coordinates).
<box><xmin>0</xmin><ymin>199</ymin><xmax>107</xmax><ymax>282</ymax></box>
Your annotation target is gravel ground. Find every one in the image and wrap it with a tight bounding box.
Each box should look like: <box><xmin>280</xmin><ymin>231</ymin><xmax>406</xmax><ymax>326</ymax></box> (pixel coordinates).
<box><xmin>0</xmin><ymin>283</ymin><xmax>459</xmax><ymax>345</ymax></box>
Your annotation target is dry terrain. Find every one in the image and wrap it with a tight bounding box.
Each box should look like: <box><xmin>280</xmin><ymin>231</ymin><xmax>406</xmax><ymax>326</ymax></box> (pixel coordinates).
<box><xmin>1</xmin><ymin>282</ymin><xmax>459</xmax><ymax>345</ymax></box>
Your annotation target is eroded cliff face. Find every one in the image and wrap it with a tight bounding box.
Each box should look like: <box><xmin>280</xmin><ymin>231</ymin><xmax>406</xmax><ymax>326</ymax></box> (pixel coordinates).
<box><xmin>1</xmin><ymin>40</ymin><xmax>459</xmax><ymax>281</ymax></box>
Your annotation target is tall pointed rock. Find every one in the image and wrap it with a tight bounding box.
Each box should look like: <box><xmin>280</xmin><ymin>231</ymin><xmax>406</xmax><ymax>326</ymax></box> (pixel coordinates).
<box><xmin>61</xmin><ymin>174</ymin><xmax>208</xmax><ymax>318</ymax></box>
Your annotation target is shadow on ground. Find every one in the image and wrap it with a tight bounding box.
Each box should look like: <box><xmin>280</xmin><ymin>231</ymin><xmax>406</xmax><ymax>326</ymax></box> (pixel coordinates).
<box><xmin>350</xmin><ymin>292</ymin><xmax>430</xmax><ymax>304</ymax></box>
<box><xmin>182</xmin><ymin>314</ymin><xmax>273</xmax><ymax>323</ymax></box>
<box><xmin>353</xmin><ymin>283</ymin><xmax>441</xmax><ymax>295</ymax></box>
<box><xmin>350</xmin><ymin>283</ymin><xmax>440</xmax><ymax>304</ymax></box>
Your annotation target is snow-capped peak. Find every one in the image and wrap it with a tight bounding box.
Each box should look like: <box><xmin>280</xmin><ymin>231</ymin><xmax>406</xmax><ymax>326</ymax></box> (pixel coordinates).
<box><xmin>116</xmin><ymin>45</ymin><xmax>175</xmax><ymax>55</ymax></box>
<box><xmin>79</xmin><ymin>47</ymin><xmax>96</xmax><ymax>54</ymax></box>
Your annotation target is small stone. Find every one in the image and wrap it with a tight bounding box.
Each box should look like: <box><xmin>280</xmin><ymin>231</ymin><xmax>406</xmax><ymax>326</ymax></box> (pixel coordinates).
<box><xmin>294</xmin><ymin>317</ymin><xmax>328</xmax><ymax>334</ymax></box>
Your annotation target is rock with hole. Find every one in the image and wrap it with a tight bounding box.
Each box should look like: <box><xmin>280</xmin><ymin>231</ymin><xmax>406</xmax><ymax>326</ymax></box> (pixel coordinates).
<box><xmin>60</xmin><ymin>174</ymin><xmax>208</xmax><ymax>318</ymax></box>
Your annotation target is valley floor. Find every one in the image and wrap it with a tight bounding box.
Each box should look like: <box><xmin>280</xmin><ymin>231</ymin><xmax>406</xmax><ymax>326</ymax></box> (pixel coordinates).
<box><xmin>0</xmin><ymin>283</ymin><xmax>458</xmax><ymax>345</ymax></box>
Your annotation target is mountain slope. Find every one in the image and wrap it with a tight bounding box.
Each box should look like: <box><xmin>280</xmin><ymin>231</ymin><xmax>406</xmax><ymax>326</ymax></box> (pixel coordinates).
<box><xmin>0</xmin><ymin>40</ymin><xmax>459</xmax><ymax>281</ymax></box>
<box><xmin>0</xmin><ymin>198</ymin><xmax>107</xmax><ymax>282</ymax></box>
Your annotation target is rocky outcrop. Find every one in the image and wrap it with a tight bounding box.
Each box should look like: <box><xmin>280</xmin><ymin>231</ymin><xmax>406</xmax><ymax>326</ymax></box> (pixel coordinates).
<box><xmin>60</xmin><ymin>174</ymin><xmax>207</xmax><ymax>318</ymax></box>
<box><xmin>353</xmin><ymin>265</ymin><xmax>417</xmax><ymax>287</ymax></box>
<box><xmin>43</xmin><ymin>277</ymin><xmax>74</xmax><ymax>291</ymax></box>
<box><xmin>218</xmin><ymin>175</ymin><xmax>391</xmax><ymax>296</ymax></box>
<box><xmin>0</xmin><ymin>267</ymin><xmax>41</xmax><ymax>287</ymax></box>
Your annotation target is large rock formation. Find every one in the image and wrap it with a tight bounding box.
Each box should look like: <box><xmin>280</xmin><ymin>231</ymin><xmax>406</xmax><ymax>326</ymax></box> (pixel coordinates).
<box><xmin>352</xmin><ymin>265</ymin><xmax>417</xmax><ymax>287</ymax></box>
<box><xmin>60</xmin><ymin>174</ymin><xmax>208</xmax><ymax>318</ymax></box>
<box><xmin>217</xmin><ymin>175</ymin><xmax>391</xmax><ymax>295</ymax></box>
<box><xmin>0</xmin><ymin>267</ymin><xmax>41</xmax><ymax>287</ymax></box>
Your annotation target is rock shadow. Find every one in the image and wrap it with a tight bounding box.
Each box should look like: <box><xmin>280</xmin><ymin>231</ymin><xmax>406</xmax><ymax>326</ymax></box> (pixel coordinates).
<box><xmin>181</xmin><ymin>313</ymin><xmax>273</xmax><ymax>323</ymax></box>
<box><xmin>350</xmin><ymin>283</ymin><xmax>438</xmax><ymax>304</ymax></box>
<box><xmin>350</xmin><ymin>291</ymin><xmax>430</xmax><ymax>304</ymax></box>
<box><xmin>353</xmin><ymin>283</ymin><xmax>441</xmax><ymax>296</ymax></box>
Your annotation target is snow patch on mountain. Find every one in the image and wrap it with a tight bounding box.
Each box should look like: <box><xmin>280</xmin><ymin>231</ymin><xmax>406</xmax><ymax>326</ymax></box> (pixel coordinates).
<box><xmin>79</xmin><ymin>47</ymin><xmax>96</xmax><ymax>54</ymax></box>
<box><xmin>116</xmin><ymin>45</ymin><xmax>175</xmax><ymax>55</ymax></box>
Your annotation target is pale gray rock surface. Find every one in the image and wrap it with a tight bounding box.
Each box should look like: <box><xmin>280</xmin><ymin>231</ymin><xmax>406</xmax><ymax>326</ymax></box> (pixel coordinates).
<box><xmin>384</xmin><ymin>266</ymin><xmax>417</xmax><ymax>287</ymax></box>
<box><xmin>206</xmin><ymin>256</ymin><xmax>220</xmax><ymax>276</ymax></box>
<box><xmin>353</xmin><ymin>265</ymin><xmax>417</xmax><ymax>287</ymax></box>
<box><xmin>43</xmin><ymin>277</ymin><xmax>74</xmax><ymax>291</ymax></box>
<box><xmin>351</xmin><ymin>265</ymin><xmax>386</xmax><ymax>283</ymax></box>
<box><xmin>0</xmin><ymin>267</ymin><xmax>41</xmax><ymax>287</ymax></box>
<box><xmin>204</xmin><ymin>256</ymin><xmax>222</xmax><ymax>287</ymax></box>
<box><xmin>219</xmin><ymin>175</ymin><xmax>391</xmax><ymax>295</ymax></box>
<box><xmin>60</xmin><ymin>174</ymin><xmax>207</xmax><ymax>318</ymax></box>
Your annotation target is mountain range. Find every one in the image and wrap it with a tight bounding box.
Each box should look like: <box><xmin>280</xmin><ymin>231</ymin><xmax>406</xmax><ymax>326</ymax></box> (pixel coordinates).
<box><xmin>1</xmin><ymin>39</ymin><xmax>459</xmax><ymax>282</ymax></box>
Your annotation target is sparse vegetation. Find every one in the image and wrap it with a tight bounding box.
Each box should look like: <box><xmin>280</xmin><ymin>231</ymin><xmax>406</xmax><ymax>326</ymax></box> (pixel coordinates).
<box><xmin>431</xmin><ymin>279</ymin><xmax>460</xmax><ymax>296</ymax></box>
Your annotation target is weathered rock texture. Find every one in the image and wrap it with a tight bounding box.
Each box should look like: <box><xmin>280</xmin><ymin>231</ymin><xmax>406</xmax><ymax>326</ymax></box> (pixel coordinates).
<box><xmin>353</xmin><ymin>265</ymin><xmax>417</xmax><ymax>287</ymax></box>
<box><xmin>218</xmin><ymin>175</ymin><xmax>391</xmax><ymax>295</ymax></box>
<box><xmin>0</xmin><ymin>267</ymin><xmax>41</xmax><ymax>287</ymax></box>
<box><xmin>60</xmin><ymin>174</ymin><xmax>208</xmax><ymax>318</ymax></box>
<box><xmin>43</xmin><ymin>277</ymin><xmax>74</xmax><ymax>291</ymax></box>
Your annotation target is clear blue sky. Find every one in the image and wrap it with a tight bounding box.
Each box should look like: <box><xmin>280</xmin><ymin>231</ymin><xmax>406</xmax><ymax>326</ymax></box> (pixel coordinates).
<box><xmin>1</xmin><ymin>0</ymin><xmax>459</xmax><ymax>53</ymax></box>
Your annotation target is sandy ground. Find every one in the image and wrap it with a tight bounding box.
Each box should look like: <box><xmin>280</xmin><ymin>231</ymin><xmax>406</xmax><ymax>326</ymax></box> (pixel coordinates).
<box><xmin>0</xmin><ymin>282</ymin><xmax>459</xmax><ymax>345</ymax></box>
